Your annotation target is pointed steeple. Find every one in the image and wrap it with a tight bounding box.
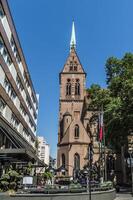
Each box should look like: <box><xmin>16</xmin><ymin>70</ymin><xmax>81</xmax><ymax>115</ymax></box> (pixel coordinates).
<box><xmin>70</xmin><ymin>21</ymin><xmax>76</xmax><ymax>50</ymax></box>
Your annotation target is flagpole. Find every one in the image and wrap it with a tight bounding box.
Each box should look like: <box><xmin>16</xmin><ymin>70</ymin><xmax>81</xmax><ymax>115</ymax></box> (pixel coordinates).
<box><xmin>98</xmin><ymin>110</ymin><xmax>103</xmax><ymax>183</ymax></box>
<box><xmin>102</xmin><ymin>105</ymin><xmax>107</xmax><ymax>182</ymax></box>
<box><xmin>103</xmin><ymin>119</ymin><xmax>107</xmax><ymax>181</ymax></box>
<box><xmin>99</xmin><ymin>105</ymin><xmax>107</xmax><ymax>182</ymax></box>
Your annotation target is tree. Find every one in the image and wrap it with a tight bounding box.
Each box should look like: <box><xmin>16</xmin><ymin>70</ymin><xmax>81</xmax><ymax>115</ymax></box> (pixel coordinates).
<box><xmin>87</xmin><ymin>53</ymin><xmax>133</xmax><ymax>151</ymax></box>
<box><xmin>106</xmin><ymin>53</ymin><xmax>133</xmax><ymax>135</ymax></box>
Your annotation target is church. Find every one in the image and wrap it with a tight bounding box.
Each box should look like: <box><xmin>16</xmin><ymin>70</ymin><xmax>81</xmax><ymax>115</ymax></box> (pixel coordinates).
<box><xmin>57</xmin><ymin>22</ymin><xmax>99</xmax><ymax>177</ymax></box>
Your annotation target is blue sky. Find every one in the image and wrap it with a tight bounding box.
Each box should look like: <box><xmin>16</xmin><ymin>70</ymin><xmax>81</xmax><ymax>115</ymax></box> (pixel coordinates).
<box><xmin>8</xmin><ymin>0</ymin><xmax>133</xmax><ymax>158</ymax></box>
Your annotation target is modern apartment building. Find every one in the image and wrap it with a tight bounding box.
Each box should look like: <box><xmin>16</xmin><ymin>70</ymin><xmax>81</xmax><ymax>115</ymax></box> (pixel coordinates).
<box><xmin>0</xmin><ymin>0</ymin><xmax>40</xmax><ymax>174</ymax></box>
<box><xmin>37</xmin><ymin>136</ymin><xmax>50</xmax><ymax>166</ymax></box>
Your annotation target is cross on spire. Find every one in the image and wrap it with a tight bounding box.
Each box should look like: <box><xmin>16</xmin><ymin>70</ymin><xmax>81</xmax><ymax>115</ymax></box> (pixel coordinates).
<box><xmin>70</xmin><ymin>21</ymin><xmax>76</xmax><ymax>50</ymax></box>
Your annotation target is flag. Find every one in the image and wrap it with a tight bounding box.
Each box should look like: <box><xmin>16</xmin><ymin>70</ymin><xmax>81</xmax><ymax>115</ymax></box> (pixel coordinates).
<box><xmin>99</xmin><ymin>112</ymin><xmax>103</xmax><ymax>141</ymax></box>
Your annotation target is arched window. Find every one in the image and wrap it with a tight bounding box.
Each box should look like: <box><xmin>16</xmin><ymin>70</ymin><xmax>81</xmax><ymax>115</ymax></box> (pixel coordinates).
<box><xmin>74</xmin><ymin>61</ymin><xmax>78</xmax><ymax>71</ymax></box>
<box><xmin>62</xmin><ymin>154</ymin><xmax>65</xmax><ymax>167</ymax></box>
<box><xmin>66</xmin><ymin>79</ymin><xmax>71</xmax><ymax>96</ymax></box>
<box><xmin>74</xmin><ymin>153</ymin><xmax>80</xmax><ymax>170</ymax></box>
<box><xmin>75</xmin><ymin>124</ymin><xmax>79</xmax><ymax>138</ymax></box>
<box><xmin>69</xmin><ymin>61</ymin><xmax>73</xmax><ymax>71</ymax></box>
<box><xmin>75</xmin><ymin>79</ymin><xmax>80</xmax><ymax>95</ymax></box>
<box><xmin>74</xmin><ymin>66</ymin><xmax>77</xmax><ymax>71</ymax></box>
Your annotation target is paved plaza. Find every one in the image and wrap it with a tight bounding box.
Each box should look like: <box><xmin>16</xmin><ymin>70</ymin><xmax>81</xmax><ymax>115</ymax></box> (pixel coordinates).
<box><xmin>115</xmin><ymin>193</ymin><xmax>133</xmax><ymax>200</ymax></box>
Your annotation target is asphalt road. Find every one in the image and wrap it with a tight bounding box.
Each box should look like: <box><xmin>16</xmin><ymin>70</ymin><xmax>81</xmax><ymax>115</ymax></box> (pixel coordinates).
<box><xmin>115</xmin><ymin>193</ymin><xmax>133</xmax><ymax>200</ymax></box>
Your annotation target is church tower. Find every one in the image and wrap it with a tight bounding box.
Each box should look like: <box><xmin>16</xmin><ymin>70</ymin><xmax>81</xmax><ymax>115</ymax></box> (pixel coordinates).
<box><xmin>57</xmin><ymin>22</ymin><xmax>91</xmax><ymax>176</ymax></box>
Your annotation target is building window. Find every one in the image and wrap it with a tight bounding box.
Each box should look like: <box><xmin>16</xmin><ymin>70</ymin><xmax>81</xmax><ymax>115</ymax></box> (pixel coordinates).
<box><xmin>4</xmin><ymin>77</ymin><xmax>8</xmax><ymax>89</ymax></box>
<box><xmin>33</xmin><ymin>111</ymin><xmax>37</xmax><ymax>120</ymax></box>
<box><xmin>66</xmin><ymin>79</ymin><xmax>71</xmax><ymax>96</ymax></box>
<box><xmin>10</xmin><ymin>35</ymin><xmax>21</xmax><ymax>63</ymax></box>
<box><xmin>62</xmin><ymin>154</ymin><xmax>65</xmax><ymax>167</ymax></box>
<box><xmin>0</xmin><ymin>36</ymin><xmax>4</xmax><ymax>52</ymax></box>
<box><xmin>70</xmin><ymin>66</ymin><xmax>73</xmax><ymax>71</ymax></box>
<box><xmin>16</xmin><ymin>76</ymin><xmax>24</xmax><ymax>91</ymax></box>
<box><xmin>74</xmin><ymin>66</ymin><xmax>77</xmax><ymax>71</ymax></box>
<box><xmin>11</xmin><ymin>114</ymin><xmax>19</xmax><ymax>130</ymax></box>
<box><xmin>74</xmin><ymin>153</ymin><xmax>80</xmax><ymax>170</ymax></box>
<box><xmin>74</xmin><ymin>61</ymin><xmax>77</xmax><ymax>71</ymax></box>
<box><xmin>0</xmin><ymin>35</ymin><xmax>12</xmax><ymax>67</ymax></box>
<box><xmin>7</xmin><ymin>55</ymin><xmax>12</xmax><ymax>66</ymax></box>
<box><xmin>75</xmin><ymin>79</ymin><xmax>80</xmax><ymax>95</ymax></box>
<box><xmin>69</xmin><ymin>61</ymin><xmax>73</xmax><ymax>71</ymax></box>
<box><xmin>16</xmin><ymin>53</ymin><xmax>21</xmax><ymax>64</ymax></box>
<box><xmin>0</xmin><ymin>97</ymin><xmax>6</xmax><ymax>114</ymax></box>
<box><xmin>26</xmin><ymin>96</ymin><xmax>32</xmax><ymax>109</ymax></box>
<box><xmin>20</xmin><ymin>104</ymin><xmax>26</xmax><ymax>118</ymax></box>
<box><xmin>4</xmin><ymin>77</ymin><xmax>16</xmax><ymax>101</ymax></box>
<box><xmin>23</xmin><ymin>127</ymin><xmax>29</xmax><ymax>141</ymax></box>
<box><xmin>74</xmin><ymin>124</ymin><xmax>79</xmax><ymax>138</ymax></box>
<box><xmin>69</xmin><ymin>60</ymin><xmax>78</xmax><ymax>72</ymax></box>
<box><xmin>10</xmin><ymin>89</ymin><xmax>16</xmax><ymax>101</ymax></box>
<box><xmin>0</xmin><ymin>4</ymin><xmax>5</xmax><ymax>19</ymax></box>
<box><xmin>3</xmin><ymin>47</ymin><xmax>7</xmax><ymax>58</ymax></box>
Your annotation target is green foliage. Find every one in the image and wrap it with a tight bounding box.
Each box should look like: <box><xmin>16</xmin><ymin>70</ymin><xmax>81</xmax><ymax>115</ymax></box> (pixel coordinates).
<box><xmin>44</xmin><ymin>184</ymin><xmax>58</xmax><ymax>189</ymax></box>
<box><xmin>87</xmin><ymin>84</ymin><xmax>111</xmax><ymax>111</ymax></box>
<box><xmin>0</xmin><ymin>188</ymin><xmax>3</xmax><ymax>192</ymax></box>
<box><xmin>69</xmin><ymin>183</ymin><xmax>82</xmax><ymax>189</ymax></box>
<box><xmin>87</xmin><ymin>53</ymin><xmax>133</xmax><ymax>150</ymax></box>
<box><xmin>0</xmin><ymin>169</ymin><xmax>21</xmax><ymax>191</ymax></box>
<box><xmin>43</xmin><ymin>171</ymin><xmax>52</xmax><ymax>180</ymax></box>
<box><xmin>23</xmin><ymin>162</ymin><xmax>33</xmax><ymax>175</ymax></box>
<box><xmin>100</xmin><ymin>181</ymin><xmax>113</xmax><ymax>189</ymax></box>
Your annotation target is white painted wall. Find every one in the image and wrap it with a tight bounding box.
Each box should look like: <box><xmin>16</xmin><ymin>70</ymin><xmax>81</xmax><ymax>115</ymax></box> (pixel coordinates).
<box><xmin>25</xmin><ymin>115</ymin><xmax>29</xmax><ymax>124</ymax></box>
<box><xmin>4</xmin><ymin>105</ymin><xmax>12</xmax><ymax>123</ymax></box>
<box><xmin>18</xmin><ymin>123</ymin><xmax>23</xmax><ymax>135</ymax></box>
<box><xmin>37</xmin><ymin>136</ymin><xmax>50</xmax><ymax>166</ymax></box>
<box><xmin>1</xmin><ymin>16</ymin><xmax>12</xmax><ymax>41</ymax></box>
<box><xmin>22</xmin><ymin>90</ymin><xmax>26</xmax><ymax>102</ymax></box>
<box><xmin>9</xmin><ymin>63</ymin><xmax>17</xmax><ymax>81</ymax></box>
<box><xmin>44</xmin><ymin>144</ymin><xmax>50</xmax><ymax>165</ymax></box>
<box><xmin>14</xmin><ymin>97</ymin><xmax>20</xmax><ymax>110</ymax></box>
<box><xmin>28</xmin><ymin>86</ymin><xmax>32</xmax><ymax>97</ymax></box>
<box><xmin>18</xmin><ymin>62</ymin><xmax>24</xmax><ymax>77</ymax></box>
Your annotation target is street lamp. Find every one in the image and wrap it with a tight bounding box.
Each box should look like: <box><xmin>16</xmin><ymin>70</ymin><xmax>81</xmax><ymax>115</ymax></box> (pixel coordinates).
<box><xmin>83</xmin><ymin>168</ymin><xmax>89</xmax><ymax>193</ymax></box>
<box><xmin>82</xmin><ymin>143</ymin><xmax>93</xmax><ymax>200</ymax></box>
<box><xmin>83</xmin><ymin>167</ymin><xmax>91</xmax><ymax>200</ymax></box>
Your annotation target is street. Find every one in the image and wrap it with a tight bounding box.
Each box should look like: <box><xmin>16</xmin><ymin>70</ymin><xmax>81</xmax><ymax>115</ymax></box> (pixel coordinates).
<box><xmin>115</xmin><ymin>193</ymin><xmax>133</xmax><ymax>200</ymax></box>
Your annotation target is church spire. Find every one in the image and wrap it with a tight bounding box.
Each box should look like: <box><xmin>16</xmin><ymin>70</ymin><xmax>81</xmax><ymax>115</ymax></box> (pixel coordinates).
<box><xmin>70</xmin><ymin>21</ymin><xmax>76</xmax><ymax>50</ymax></box>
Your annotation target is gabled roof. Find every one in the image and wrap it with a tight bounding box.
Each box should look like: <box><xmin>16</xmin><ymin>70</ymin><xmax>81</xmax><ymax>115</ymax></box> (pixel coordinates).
<box><xmin>60</xmin><ymin>48</ymin><xmax>86</xmax><ymax>75</ymax></box>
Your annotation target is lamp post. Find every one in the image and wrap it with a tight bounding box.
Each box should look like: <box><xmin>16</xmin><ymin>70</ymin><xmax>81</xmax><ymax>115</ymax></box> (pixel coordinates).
<box><xmin>128</xmin><ymin>147</ymin><xmax>133</xmax><ymax>195</ymax></box>
<box><xmin>88</xmin><ymin>143</ymin><xmax>93</xmax><ymax>200</ymax></box>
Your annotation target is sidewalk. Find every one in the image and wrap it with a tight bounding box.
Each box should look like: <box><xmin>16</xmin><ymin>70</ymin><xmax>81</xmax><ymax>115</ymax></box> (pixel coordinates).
<box><xmin>115</xmin><ymin>193</ymin><xmax>133</xmax><ymax>200</ymax></box>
